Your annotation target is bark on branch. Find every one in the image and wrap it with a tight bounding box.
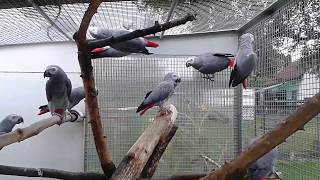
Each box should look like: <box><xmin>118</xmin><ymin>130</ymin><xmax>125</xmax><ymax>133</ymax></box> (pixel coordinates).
<box><xmin>73</xmin><ymin>0</ymin><xmax>116</xmax><ymax>176</ymax></box>
<box><xmin>87</xmin><ymin>14</ymin><xmax>196</xmax><ymax>50</ymax></box>
<box><xmin>110</xmin><ymin>105</ymin><xmax>178</xmax><ymax>180</ymax></box>
<box><xmin>0</xmin><ymin>113</ymin><xmax>80</xmax><ymax>150</ymax></box>
<box><xmin>140</xmin><ymin>125</ymin><xmax>178</xmax><ymax>178</ymax></box>
<box><xmin>200</xmin><ymin>92</ymin><xmax>320</xmax><ymax>180</ymax></box>
<box><xmin>0</xmin><ymin>164</ymin><xmax>105</xmax><ymax>180</ymax></box>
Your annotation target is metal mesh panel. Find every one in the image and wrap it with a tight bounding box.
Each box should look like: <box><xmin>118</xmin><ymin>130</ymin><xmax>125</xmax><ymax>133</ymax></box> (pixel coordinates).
<box><xmin>0</xmin><ymin>0</ymin><xmax>276</xmax><ymax>46</ymax></box>
<box><xmin>242</xmin><ymin>0</ymin><xmax>320</xmax><ymax>179</ymax></box>
<box><xmin>85</xmin><ymin>55</ymin><xmax>239</xmax><ymax>177</ymax></box>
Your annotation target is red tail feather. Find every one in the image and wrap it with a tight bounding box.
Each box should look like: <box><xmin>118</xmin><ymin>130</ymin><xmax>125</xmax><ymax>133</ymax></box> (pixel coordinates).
<box><xmin>145</xmin><ymin>40</ymin><xmax>159</xmax><ymax>48</ymax></box>
<box><xmin>242</xmin><ymin>79</ymin><xmax>248</xmax><ymax>89</ymax></box>
<box><xmin>54</xmin><ymin>109</ymin><xmax>65</xmax><ymax>116</ymax></box>
<box><xmin>139</xmin><ymin>103</ymin><xmax>155</xmax><ymax>116</ymax></box>
<box><xmin>91</xmin><ymin>48</ymin><xmax>104</xmax><ymax>54</ymax></box>
<box><xmin>260</xmin><ymin>176</ymin><xmax>265</xmax><ymax>180</ymax></box>
<box><xmin>228</xmin><ymin>58</ymin><xmax>236</xmax><ymax>68</ymax></box>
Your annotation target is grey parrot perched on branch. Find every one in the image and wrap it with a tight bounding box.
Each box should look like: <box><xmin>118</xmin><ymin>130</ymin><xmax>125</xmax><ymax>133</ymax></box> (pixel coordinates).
<box><xmin>229</xmin><ymin>33</ymin><xmax>257</xmax><ymax>89</ymax></box>
<box><xmin>0</xmin><ymin>114</ymin><xmax>24</xmax><ymax>135</ymax></box>
<box><xmin>186</xmin><ymin>53</ymin><xmax>235</xmax><ymax>81</ymax></box>
<box><xmin>91</xmin><ymin>46</ymin><xmax>130</xmax><ymax>58</ymax></box>
<box><xmin>43</xmin><ymin>65</ymin><xmax>72</xmax><ymax>124</ymax></box>
<box><xmin>247</xmin><ymin>138</ymin><xmax>279</xmax><ymax>180</ymax></box>
<box><xmin>136</xmin><ymin>72</ymin><xmax>181</xmax><ymax>116</ymax></box>
<box><xmin>88</xmin><ymin>26</ymin><xmax>159</xmax><ymax>55</ymax></box>
<box><xmin>38</xmin><ymin>86</ymin><xmax>84</xmax><ymax>115</ymax></box>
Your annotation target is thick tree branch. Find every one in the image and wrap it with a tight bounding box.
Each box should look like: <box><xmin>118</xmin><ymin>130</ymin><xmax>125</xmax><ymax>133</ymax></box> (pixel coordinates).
<box><xmin>73</xmin><ymin>0</ymin><xmax>115</xmax><ymax>176</ymax></box>
<box><xmin>140</xmin><ymin>125</ymin><xmax>178</xmax><ymax>178</ymax></box>
<box><xmin>200</xmin><ymin>92</ymin><xmax>320</xmax><ymax>180</ymax></box>
<box><xmin>0</xmin><ymin>113</ymin><xmax>80</xmax><ymax>150</ymax></box>
<box><xmin>110</xmin><ymin>105</ymin><xmax>177</xmax><ymax>180</ymax></box>
<box><xmin>87</xmin><ymin>14</ymin><xmax>196</xmax><ymax>50</ymax></box>
<box><xmin>0</xmin><ymin>164</ymin><xmax>105</xmax><ymax>180</ymax></box>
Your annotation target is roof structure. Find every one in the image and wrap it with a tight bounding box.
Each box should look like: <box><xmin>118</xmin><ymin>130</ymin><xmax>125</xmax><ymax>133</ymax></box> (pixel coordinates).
<box><xmin>0</xmin><ymin>0</ymin><xmax>277</xmax><ymax>46</ymax></box>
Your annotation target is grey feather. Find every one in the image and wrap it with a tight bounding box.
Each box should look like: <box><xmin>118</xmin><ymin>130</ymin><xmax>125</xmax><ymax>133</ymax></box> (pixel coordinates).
<box><xmin>186</xmin><ymin>53</ymin><xmax>233</xmax><ymax>75</ymax></box>
<box><xmin>137</xmin><ymin>72</ymin><xmax>181</xmax><ymax>114</ymax></box>
<box><xmin>229</xmin><ymin>33</ymin><xmax>258</xmax><ymax>87</ymax></box>
<box><xmin>89</xmin><ymin>26</ymin><xmax>151</xmax><ymax>55</ymax></box>
<box><xmin>0</xmin><ymin>114</ymin><xmax>24</xmax><ymax>134</ymax></box>
<box><xmin>44</xmin><ymin>65</ymin><xmax>72</xmax><ymax>116</ymax></box>
<box><xmin>248</xmin><ymin>138</ymin><xmax>278</xmax><ymax>180</ymax></box>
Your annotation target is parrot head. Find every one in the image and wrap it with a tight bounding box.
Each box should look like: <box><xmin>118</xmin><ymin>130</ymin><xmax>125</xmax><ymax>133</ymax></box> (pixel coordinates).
<box><xmin>6</xmin><ymin>114</ymin><xmax>24</xmax><ymax>124</ymax></box>
<box><xmin>240</xmin><ymin>33</ymin><xmax>255</xmax><ymax>47</ymax></box>
<box><xmin>164</xmin><ymin>72</ymin><xmax>181</xmax><ymax>85</ymax></box>
<box><xmin>44</xmin><ymin>65</ymin><xmax>63</xmax><ymax>78</ymax></box>
<box><xmin>186</xmin><ymin>56</ymin><xmax>201</xmax><ymax>69</ymax></box>
<box><xmin>88</xmin><ymin>26</ymin><xmax>99</xmax><ymax>37</ymax></box>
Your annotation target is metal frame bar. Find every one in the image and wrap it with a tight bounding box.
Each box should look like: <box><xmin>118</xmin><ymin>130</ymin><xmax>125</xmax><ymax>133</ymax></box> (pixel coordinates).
<box><xmin>27</xmin><ymin>0</ymin><xmax>72</xmax><ymax>40</ymax></box>
<box><xmin>159</xmin><ymin>0</ymin><xmax>179</xmax><ymax>39</ymax></box>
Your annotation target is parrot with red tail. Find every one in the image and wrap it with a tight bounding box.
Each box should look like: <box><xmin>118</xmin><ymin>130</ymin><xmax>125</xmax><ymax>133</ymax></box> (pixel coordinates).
<box><xmin>89</xmin><ymin>26</ymin><xmax>159</xmax><ymax>55</ymax></box>
<box><xmin>136</xmin><ymin>72</ymin><xmax>181</xmax><ymax>116</ymax></box>
<box><xmin>186</xmin><ymin>52</ymin><xmax>235</xmax><ymax>81</ymax></box>
<box><xmin>229</xmin><ymin>33</ymin><xmax>257</xmax><ymax>89</ymax></box>
<box><xmin>44</xmin><ymin>65</ymin><xmax>72</xmax><ymax>124</ymax></box>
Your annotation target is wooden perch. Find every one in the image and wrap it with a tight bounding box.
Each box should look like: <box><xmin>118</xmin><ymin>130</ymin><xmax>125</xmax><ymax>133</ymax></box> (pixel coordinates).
<box><xmin>140</xmin><ymin>125</ymin><xmax>178</xmax><ymax>178</ymax></box>
<box><xmin>0</xmin><ymin>113</ymin><xmax>79</xmax><ymax>150</ymax></box>
<box><xmin>0</xmin><ymin>164</ymin><xmax>105</xmax><ymax>180</ymax></box>
<box><xmin>200</xmin><ymin>92</ymin><xmax>320</xmax><ymax>180</ymax></box>
<box><xmin>110</xmin><ymin>105</ymin><xmax>178</xmax><ymax>180</ymax></box>
<box><xmin>87</xmin><ymin>14</ymin><xmax>196</xmax><ymax>50</ymax></box>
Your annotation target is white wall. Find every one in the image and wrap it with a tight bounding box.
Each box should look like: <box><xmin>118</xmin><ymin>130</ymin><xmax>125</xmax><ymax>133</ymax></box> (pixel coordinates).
<box><xmin>0</xmin><ymin>42</ymin><xmax>85</xmax><ymax>180</ymax></box>
<box><xmin>149</xmin><ymin>31</ymin><xmax>238</xmax><ymax>55</ymax></box>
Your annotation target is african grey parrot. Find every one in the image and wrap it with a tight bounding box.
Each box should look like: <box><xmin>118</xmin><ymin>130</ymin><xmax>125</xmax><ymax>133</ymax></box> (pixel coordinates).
<box><xmin>229</xmin><ymin>33</ymin><xmax>257</xmax><ymax>89</ymax></box>
<box><xmin>91</xmin><ymin>46</ymin><xmax>130</xmax><ymax>58</ymax></box>
<box><xmin>38</xmin><ymin>86</ymin><xmax>84</xmax><ymax>115</ymax></box>
<box><xmin>186</xmin><ymin>53</ymin><xmax>235</xmax><ymax>81</ymax></box>
<box><xmin>88</xmin><ymin>26</ymin><xmax>159</xmax><ymax>55</ymax></box>
<box><xmin>136</xmin><ymin>72</ymin><xmax>181</xmax><ymax>116</ymax></box>
<box><xmin>44</xmin><ymin>65</ymin><xmax>72</xmax><ymax>123</ymax></box>
<box><xmin>247</xmin><ymin>138</ymin><xmax>279</xmax><ymax>180</ymax></box>
<box><xmin>0</xmin><ymin>114</ymin><xmax>24</xmax><ymax>135</ymax></box>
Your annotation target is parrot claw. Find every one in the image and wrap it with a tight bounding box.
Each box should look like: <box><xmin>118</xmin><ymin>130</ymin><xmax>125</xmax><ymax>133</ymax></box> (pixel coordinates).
<box><xmin>52</xmin><ymin>112</ymin><xmax>64</xmax><ymax>125</ymax></box>
<box><xmin>158</xmin><ymin>106</ymin><xmax>171</xmax><ymax>116</ymax></box>
<box><xmin>202</xmin><ymin>74</ymin><xmax>215</xmax><ymax>81</ymax></box>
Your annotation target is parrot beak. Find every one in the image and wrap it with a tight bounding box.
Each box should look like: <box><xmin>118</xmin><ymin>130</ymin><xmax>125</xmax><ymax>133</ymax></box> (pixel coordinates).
<box><xmin>176</xmin><ymin>78</ymin><xmax>181</xmax><ymax>83</ymax></box>
<box><xmin>16</xmin><ymin>116</ymin><xmax>24</xmax><ymax>124</ymax></box>
<box><xmin>44</xmin><ymin>70</ymin><xmax>51</xmax><ymax>78</ymax></box>
<box><xmin>186</xmin><ymin>59</ymin><xmax>193</xmax><ymax>67</ymax></box>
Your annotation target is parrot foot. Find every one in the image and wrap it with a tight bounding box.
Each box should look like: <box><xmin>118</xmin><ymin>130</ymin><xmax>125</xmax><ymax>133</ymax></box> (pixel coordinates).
<box><xmin>158</xmin><ymin>106</ymin><xmax>171</xmax><ymax>116</ymax></box>
<box><xmin>202</xmin><ymin>74</ymin><xmax>215</xmax><ymax>81</ymax></box>
<box><xmin>52</xmin><ymin>112</ymin><xmax>64</xmax><ymax>125</ymax></box>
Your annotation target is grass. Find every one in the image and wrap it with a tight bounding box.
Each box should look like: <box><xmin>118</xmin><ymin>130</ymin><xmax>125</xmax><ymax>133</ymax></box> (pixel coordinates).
<box><xmin>278</xmin><ymin>161</ymin><xmax>320</xmax><ymax>180</ymax></box>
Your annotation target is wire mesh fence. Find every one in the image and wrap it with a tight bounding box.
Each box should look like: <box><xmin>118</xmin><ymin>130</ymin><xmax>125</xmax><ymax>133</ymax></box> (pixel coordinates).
<box><xmin>242</xmin><ymin>0</ymin><xmax>320</xmax><ymax>179</ymax></box>
<box><xmin>85</xmin><ymin>55</ymin><xmax>240</xmax><ymax>178</ymax></box>
<box><xmin>0</xmin><ymin>0</ymin><xmax>276</xmax><ymax>46</ymax></box>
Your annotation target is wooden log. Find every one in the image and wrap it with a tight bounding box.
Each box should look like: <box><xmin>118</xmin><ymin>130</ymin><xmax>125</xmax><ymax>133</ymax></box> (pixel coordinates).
<box><xmin>110</xmin><ymin>105</ymin><xmax>178</xmax><ymax>180</ymax></box>
<box><xmin>140</xmin><ymin>125</ymin><xmax>178</xmax><ymax>178</ymax></box>
<box><xmin>200</xmin><ymin>92</ymin><xmax>320</xmax><ymax>180</ymax></box>
<box><xmin>0</xmin><ymin>164</ymin><xmax>105</xmax><ymax>180</ymax></box>
<box><xmin>0</xmin><ymin>113</ymin><xmax>80</xmax><ymax>149</ymax></box>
